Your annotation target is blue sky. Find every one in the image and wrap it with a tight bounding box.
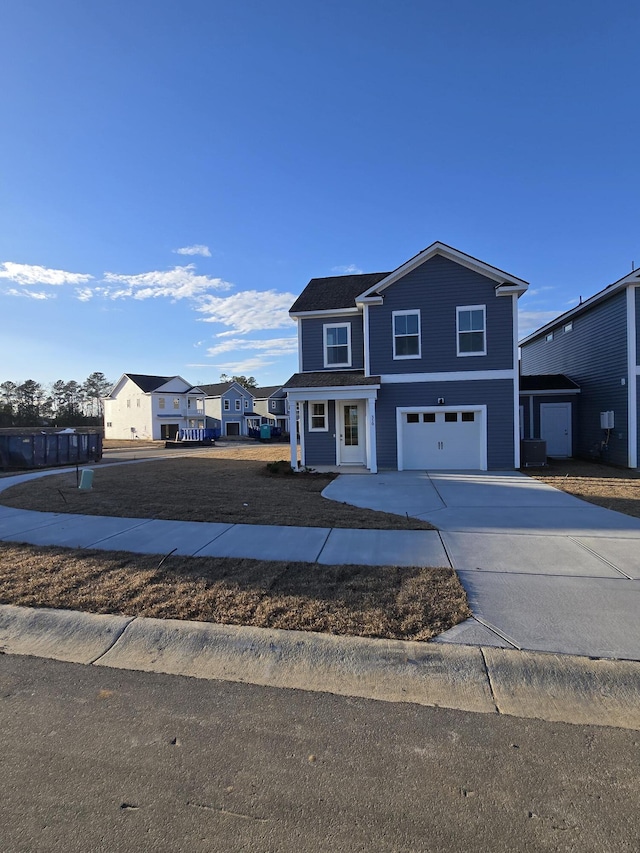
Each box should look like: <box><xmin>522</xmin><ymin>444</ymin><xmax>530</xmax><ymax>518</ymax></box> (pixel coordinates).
<box><xmin>1</xmin><ymin>0</ymin><xmax>638</xmax><ymax>389</ymax></box>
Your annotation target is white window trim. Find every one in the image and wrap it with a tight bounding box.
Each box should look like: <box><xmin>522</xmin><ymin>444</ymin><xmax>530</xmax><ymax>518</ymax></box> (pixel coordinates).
<box><xmin>392</xmin><ymin>310</ymin><xmax>421</xmax><ymax>360</ymax></box>
<box><xmin>323</xmin><ymin>323</ymin><xmax>352</xmax><ymax>368</ymax></box>
<box><xmin>308</xmin><ymin>400</ymin><xmax>328</xmax><ymax>432</ymax></box>
<box><xmin>456</xmin><ymin>305</ymin><xmax>487</xmax><ymax>357</ymax></box>
<box><xmin>223</xmin><ymin>399</ymin><xmax>230</xmax><ymax>411</ymax></box>
<box><xmin>158</xmin><ymin>397</ymin><xmax>165</xmax><ymax>409</ymax></box>
<box><xmin>244</xmin><ymin>398</ymin><xmax>249</xmax><ymax>409</ymax></box>
<box><xmin>235</xmin><ymin>398</ymin><xmax>241</xmax><ymax>411</ymax></box>
<box><xmin>271</xmin><ymin>400</ymin><xmax>277</xmax><ymax>410</ymax></box>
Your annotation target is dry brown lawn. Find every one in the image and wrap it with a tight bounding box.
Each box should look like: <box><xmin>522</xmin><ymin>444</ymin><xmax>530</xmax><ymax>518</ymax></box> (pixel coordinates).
<box><xmin>0</xmin><ymin>542</ymin><xmax>469</xmax><ymax>642</ymax></box>
<box><xmin>0</xmin><ymin>452</ymin><xmax>435</xmax><ymax>530</ymax></box>
<box><xmin>526</xmin><ymin>458</ymin><xmax>640</xmax><ymax>518</ymax></box>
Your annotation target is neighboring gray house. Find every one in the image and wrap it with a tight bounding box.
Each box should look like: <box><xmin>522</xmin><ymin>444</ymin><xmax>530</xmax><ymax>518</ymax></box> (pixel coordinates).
<box><xmin>518</xmin><ymin>374</ymin><xmax>581</xmax><ymax>458</ymax></box>
<box><xmin>252</xmin><ymin>386</ymin><xmax>289</xmax><ymax>432</ymax></box>
<box><xmin>199</xmin><ymin>381</ymin><xmax>258</xmax><ymax>437</ymax></box>
<box><xmin>283</xmin><ymin>242</ymin><xmax>528</xmax><ymax>472</ymax></box>
<box><xmin>520</xmin><ymin>267</ymin><xmax>640</xmax><ymax>468</ymax></box>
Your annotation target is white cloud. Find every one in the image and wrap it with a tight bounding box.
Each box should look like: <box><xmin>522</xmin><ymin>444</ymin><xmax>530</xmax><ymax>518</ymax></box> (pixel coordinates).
<box><xmin>0</xmin><ymin>261</ymin><xmax>93</xmax><ymax>287</ymax></box>
<box><xmin>331</xmin><ymin>264</ymin><xmax>363</xmax><ymax>274</ymax></box>
<box><xmin>210</xmin><ymin>356</ymin><xmax>281</xmax><ymax>375</ymax></box>
<box><xmin>5</xmin><ymin>288</ymin><xmax>57</xmax><ymax>300</ymax></box>
<box><xmin>102</xmin><ymin>264</ymin><xmax>233</xmax><ymax>301</ymax></box>
<box><xmin>174</xmin><ymin>244</ymin><xmax>212</xmax><ymax>257</ymax></box>
<box><xmin>196</xmin><ymin>290</ymin><xmax>297</xmax><ymax>334</ymax></box>
<box><xmin>75</xmin><ymin>287</ymin><xmax>95</xmax><ymax>302</ymax></box>
<box><xmin>205</xmin><ymin>337</ymin><xmax>298</xmax><ymax>357</ymax></box>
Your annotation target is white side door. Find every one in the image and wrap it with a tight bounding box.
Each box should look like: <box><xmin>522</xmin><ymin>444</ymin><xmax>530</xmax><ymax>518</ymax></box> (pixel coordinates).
<box><xmin>540</xmin><ymin>403</ymin><xmax>571</xmax><ymax>457</ymax></box>
<box><xmin>338</xmin><ymin>401</ymin><xmax>366</xmax><ymax>465</ymax></box>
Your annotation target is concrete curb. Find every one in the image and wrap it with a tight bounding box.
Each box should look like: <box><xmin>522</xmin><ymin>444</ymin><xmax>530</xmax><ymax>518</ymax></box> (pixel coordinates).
<box><xmin>1</xmin><ymin>603</ymin><xmax>638</xmax><ymax>730</ymax></box>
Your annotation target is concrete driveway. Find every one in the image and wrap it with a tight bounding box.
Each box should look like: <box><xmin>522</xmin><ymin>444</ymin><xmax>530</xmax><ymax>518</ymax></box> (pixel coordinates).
<box><xmin>323</xmin><ymin>471</ymin><xmax>640</xmax><ymax>661</ymax></box>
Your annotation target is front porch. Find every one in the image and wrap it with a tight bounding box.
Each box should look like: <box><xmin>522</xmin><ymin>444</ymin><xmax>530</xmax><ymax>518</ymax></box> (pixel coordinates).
<box><xmin>284</xmin><ymin>376</ymin><xmax>380</xmax><ymax>473</ymax></box>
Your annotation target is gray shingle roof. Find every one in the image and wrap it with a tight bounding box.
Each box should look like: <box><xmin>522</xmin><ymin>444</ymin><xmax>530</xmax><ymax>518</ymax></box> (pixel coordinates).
<box><xmin>283</xmin><ymin>371</ymin><xmax>381</xmax><ymax>389</ymax></box>
<box><xmin>289</xmin><ymin>272</ymin><xmax>390</xmax><ymax>313</ymax></box>
<box><xmin>199</xmin><ymin>382</ymin><xmax>255</xmax><ymax>397</ymax></box>
<box><xmin>252</xmin><ymin>385</ymin><xmax>285</xmax><ymax>399</ymax></box>
<box><xmin>125</xmin><ymin>374</ymin><xmax>176</xmax><ymax>393</ymax></box>
<box><xmin>520</xmin><ymin>374</ymin><xmax>580</xmax><ymax>391</ymax></box>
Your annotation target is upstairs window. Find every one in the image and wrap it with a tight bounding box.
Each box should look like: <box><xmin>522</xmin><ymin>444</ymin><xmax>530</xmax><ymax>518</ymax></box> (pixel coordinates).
<box><xmin>323</xmin><ymin>324</ymin><xmax>351</xmax><ymax>367</ymax></box>
<box><xmin>244</xmin><ymin>398</ymin><xmax>249</xmax><ymax>409</ymax></box>
<box><xmin>393</xmin><ymin>310</ymin><xmax>421</xmax><ymax>359</ymax></box>
<box><xmin>224</xmin><ymin>399</ymin><xmax>230</xmax><ymax>411</ymax></box>
<box><xmin>457</xmin><ymin>306</ymin><xmax>486</xmax><ymax>356</ymax></box>
<box><xmin>158</xmin><ymin>397</ymin><xmax>165</xmax><ymax>409</ymax></box>
<box><xmin>173</xmin><ymin>398</ymin><xmax>180</xmax><ymax>409</ymax></box>
<box><xmin>235</xmin><ymin>399</ymin><xmax>241</xmax><ymax>411</ymax></box>
<box><xmin>271</xmin><ymin>400</ymin><xmax>277</xmax><ymax>410</ymax></box>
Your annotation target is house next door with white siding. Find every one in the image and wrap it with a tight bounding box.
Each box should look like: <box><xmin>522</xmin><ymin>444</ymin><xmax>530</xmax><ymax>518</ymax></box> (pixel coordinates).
<box><xmin>540</xmin><ymin>402</ymin><xmax>572</xmax><ymax>457</ymax></box>
<box><xmin>398</xmin><ymin>407</ymin><xmax>487</xmax><ymax>470</ymax></box>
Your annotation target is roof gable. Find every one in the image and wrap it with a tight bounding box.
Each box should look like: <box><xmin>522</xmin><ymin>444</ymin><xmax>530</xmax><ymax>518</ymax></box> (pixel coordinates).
<box><xmin>357</xmin><ymin>242</ymin><xmax>529</xmax><ymax>301</ymax></box>
<box><xmin>199</xmin><ymin>381</ymin><xmax>255</xmax><ymax>398</ymax></box>
<box><xmin>253</xmin><ymin>385</ymin><xmax>285</xmax><ymax>399</ymax></box>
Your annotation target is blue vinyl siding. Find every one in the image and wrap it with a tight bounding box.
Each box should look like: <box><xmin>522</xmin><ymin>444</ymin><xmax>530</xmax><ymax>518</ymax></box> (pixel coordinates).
<box><xmin>519</xmin><ymin>394</ymin><xmax>578</xmax><ymax>450</ymax></box>
<box><xmin>369</xmin><ymin>255</ymin><xmax>514</xmax><ymax>376</ymax></box>
<box><xmin>303</xmin><ymin>401</ymin><xmax>336</xmax><ymax>465</ymax></box>
<box><xmin>374</xmin><ymin>380</ymin><xmax>515</xmax><ymax>469</ymax></box>
<box><xmin>636</xmin><ymin>288</ymin><xmax>640</xmax><ymax>365</ymax></box>
<box><xmin>521</xmin><ymin>292</ymin><xmax>629</xmax><ymax>466</ymax></box>
<box><xmin>301</xmin><ymin>316</ymin><xmax>364</xmax><ymax>372</ymax></box>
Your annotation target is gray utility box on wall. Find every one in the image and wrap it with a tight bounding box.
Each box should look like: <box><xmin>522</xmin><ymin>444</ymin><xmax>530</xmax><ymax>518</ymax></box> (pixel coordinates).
<box><xmin>520</xmin><ymin>439</ymin><xmax>547</xmax><ymax>467</ymax></box>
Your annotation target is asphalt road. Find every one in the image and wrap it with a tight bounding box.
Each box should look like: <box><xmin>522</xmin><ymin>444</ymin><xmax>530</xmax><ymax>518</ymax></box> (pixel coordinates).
<box><xmin>0</xmin><ymin>654</ymin><xmax>638</xmax><ymax>852</ymax></box>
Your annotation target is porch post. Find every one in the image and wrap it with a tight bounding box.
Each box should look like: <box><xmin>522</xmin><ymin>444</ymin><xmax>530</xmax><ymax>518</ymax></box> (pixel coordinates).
<box><xmin>288</xmin><ymin>398</ymin><xmax>298</xmax><ymax>470</ymax></box>
<box><xmin>366</xmin><ymin>396</ymin><xmax>378</xmax><ymax>473</ymax></box>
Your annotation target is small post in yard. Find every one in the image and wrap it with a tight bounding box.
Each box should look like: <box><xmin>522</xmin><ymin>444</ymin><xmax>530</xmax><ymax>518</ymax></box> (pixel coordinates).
<box><xmin>78</xmin><ymin>469</ymin><xmax>94</xmax><ymax>490</ymax></box>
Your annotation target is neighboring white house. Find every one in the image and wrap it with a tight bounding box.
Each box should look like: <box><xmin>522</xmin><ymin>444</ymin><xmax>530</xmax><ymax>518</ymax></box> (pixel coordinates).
<box><xmin>103</xmin><ymin>374</ymin><xmax>206</xmax><ymax>440</ymax></box>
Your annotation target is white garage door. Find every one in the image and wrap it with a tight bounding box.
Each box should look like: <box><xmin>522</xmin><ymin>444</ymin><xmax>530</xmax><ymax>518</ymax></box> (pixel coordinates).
<box><xmin>399</xmin><ymin>409</ymin><xmax>485</xmax><ymax>470</ymax></box>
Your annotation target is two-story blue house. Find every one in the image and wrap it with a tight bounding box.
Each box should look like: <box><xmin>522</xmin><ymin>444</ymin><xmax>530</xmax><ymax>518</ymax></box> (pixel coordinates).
<box><xmin>520</xmin><ymin>267</ymin><xmax>640</xmax><ymax>468</ymax></box>
<box><xmin>200</xmin><ymin>381</ymin><xmax>259</xmax><ymax>437</ymax></box>
<box><xmin>283</xmin><ymin>242</ymin><xmax>528</xmax><ymax>472</ymax></box>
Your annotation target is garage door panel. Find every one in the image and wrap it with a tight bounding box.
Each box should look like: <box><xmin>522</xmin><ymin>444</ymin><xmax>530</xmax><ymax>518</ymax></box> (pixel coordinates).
<box><xmin>401</xmin><ymin>410</ymin><xmax>483</xmax><ymax>470</ymax></box>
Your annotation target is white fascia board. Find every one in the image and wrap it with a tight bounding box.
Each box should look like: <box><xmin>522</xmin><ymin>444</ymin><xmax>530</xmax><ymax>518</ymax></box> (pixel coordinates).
<box><xmin>512</xmin><ymin>294</ymin><xmax>520</xmax><ymax>469</ymax></box>
<box><xmin>356</xmin><ymin>242</ymin><xmax>529</xmax><ymax>301</ymax></box>
<box><xmin>355</xmin><ymin>296</ymin><xmax>384</xmax><ymax>307</ymax></box>
<box><xmin>519</xmin><ymin>271</ymin><xmax>640</xmax><ymax>347</ymax></box>
<box><xmin>107</xmin><ymin>373</ymin><xmax>129</xmax><ymax>397</ymax></box>
<box><xmin>519</xmin><ymin>388</ymin><xmax>581</xmax><ymax>396</ymax></box>
<box><xmin>289</xmin><ymin>308</ymin><xmax>361</xmax><ymax>319</ymax></box>
<box><xmin>496</xmin><ymin>283</ymin><xmax>528</xmax><ymax>297</ymax></box>
<box><xmin>626</xmin><ymin>286</ymin><xmax>638</xmax><ymax>468</ymax></box>
<box><xmin>381</xmin><ymin>369</ymin><xmax>516</xmax><ymax>383</ymax></box>
<box><xmin>286</xmin><ymin>387</ymin><xmax>379</xmax><ymax>403</ymax></box>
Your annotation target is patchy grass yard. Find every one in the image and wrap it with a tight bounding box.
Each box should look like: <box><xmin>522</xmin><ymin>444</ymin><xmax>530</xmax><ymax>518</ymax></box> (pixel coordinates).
<box><xmin>0</xmin><ymin>543</ymin><xmax>469</xmax><ymax>642</ymax></box>
<box><xmin>526</xmin><ymin>458</ymin><xmax>640</xmax><ymax>518</ymax></box>
<box><xmin>0</xmin><ymin>455</ymin><xmax>435</xmax><ymax>530</ymax></box>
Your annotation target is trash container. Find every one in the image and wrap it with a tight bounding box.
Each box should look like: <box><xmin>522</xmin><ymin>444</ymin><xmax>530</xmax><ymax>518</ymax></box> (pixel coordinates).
<box><xmin>260</xmin><ymin>424</ymin><xmax>272</xmax><ymax>440</ymax></box>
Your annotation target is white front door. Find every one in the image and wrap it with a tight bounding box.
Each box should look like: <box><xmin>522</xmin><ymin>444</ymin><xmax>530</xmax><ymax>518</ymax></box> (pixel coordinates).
<box><xmin>338</xmin><ymin>401</ymin><xmax>366</xmax><ymax>465</ymax></box>
<box><xmin>540</xmin><ymin>403</ymin><xmax>571</xmax><ymax>457</ymax></box>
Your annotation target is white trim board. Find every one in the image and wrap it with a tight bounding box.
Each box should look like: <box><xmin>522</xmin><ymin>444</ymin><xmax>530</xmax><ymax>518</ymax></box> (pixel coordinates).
<box><xmin>381</xmin><ymin>369</ymin><xmax>516</xmax><ymax>383</ymax></box>
<box><xmin>627</xmin><ymin>286</ymin><xmax>638</xmax><ymax>468</ymax></box>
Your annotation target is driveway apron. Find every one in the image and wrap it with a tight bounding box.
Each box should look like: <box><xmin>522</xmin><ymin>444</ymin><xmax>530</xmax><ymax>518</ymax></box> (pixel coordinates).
<box><xmin>323</xmin><ymin>471</ymin><xmax>640</xmax><ymax>661</ymax></box>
